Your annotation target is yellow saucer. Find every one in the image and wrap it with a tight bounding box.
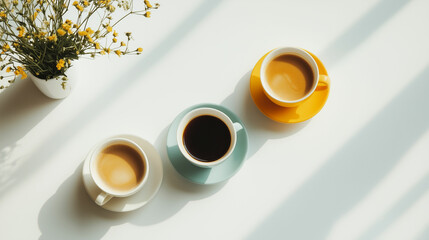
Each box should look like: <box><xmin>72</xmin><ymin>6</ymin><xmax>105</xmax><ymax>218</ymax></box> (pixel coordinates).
<box><xmin>250</xmin><ymin>50</ymin><xmax>330</xmax><ymax>123</ymax></box>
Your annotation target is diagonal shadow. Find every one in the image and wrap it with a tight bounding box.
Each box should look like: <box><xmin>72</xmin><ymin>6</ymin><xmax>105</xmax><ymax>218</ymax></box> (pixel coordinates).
<box><xmin>320</xmin><ymin>0</ymin><xmax>410</xmax><ymax>66</ymax></box>
<box><xmin>38</xmin><ymin>163</ymin><xmax>125</xmax><ymax>240</ymax></box>
<box><xmin>37</xmin><ymin>128</ymin><xmax>228</xmax><ymax>239</ymax></box>
<box><xmin>0</xmin><ymin>0</ymin><xmax>224</xmax><ymax>197</ymax></box>
<box><xmin>223</xmin><ymin>0</ymin><xmax>411</xmax><ymax>162</ymax></box>
<box><xmin>416</xmin><ymin>223</ymin><xmax>429</xmax><ymax>240</ymax></box>
<box><xmin>358</xmin><ymin>174</ymin><xmax>429</xmax><ymax>240</ymax></box>
<box><xmin>37</xmin><ymin>1</ymin><xmax>227</xmax><ymax>238</ymax></box>
<box><xmin>247</xmin><ymin>66</ymin><xmax>429</xmax><ymax>239</ymax></box>
<box><xmin>0</xmin><ymin>79</ymin><xmax>61</xmax><ymax>192</ymax></box>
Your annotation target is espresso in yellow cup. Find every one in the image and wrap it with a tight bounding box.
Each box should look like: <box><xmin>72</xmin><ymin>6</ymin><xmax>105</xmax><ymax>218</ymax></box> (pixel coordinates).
<box><xmin>260</xmin><ymin>47</ymin><xmax>330</xmax><ymax>107</ymax></box>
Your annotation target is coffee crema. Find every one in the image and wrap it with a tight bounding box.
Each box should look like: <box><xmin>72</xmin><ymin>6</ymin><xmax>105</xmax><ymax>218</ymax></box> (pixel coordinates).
<box><xmin>265</xmin><ymin>54</ymin><xmax>314</xmax><ymax>101</ymax></box>
<box><xmin>183</xmin><ymin>115</ymin><xmax>231</xmax><ymax>162</ymax></box>
<box><xmin>96</xmin><ymin>144</ymin><xmax>144</xmax><ymax>192</ymax></box>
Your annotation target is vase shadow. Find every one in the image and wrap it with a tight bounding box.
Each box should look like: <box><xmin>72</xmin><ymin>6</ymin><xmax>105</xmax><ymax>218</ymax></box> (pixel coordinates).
<box><xmin>0</xmin><ymin>79</ymin><xmax>61</xmax><ymax>194</ymax></box>
<box><xmin>1</xmin><ymin>0</ymin><xmax>225</xmax><ymax>201</ymax></box>
<box><xmin>220</xmin><ymin>70</ymin><xmax>309</xmax><ymax>159</ymax></box>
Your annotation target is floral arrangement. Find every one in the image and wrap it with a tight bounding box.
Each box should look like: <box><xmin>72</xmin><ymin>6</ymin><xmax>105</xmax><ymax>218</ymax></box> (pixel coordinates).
<box><xmin>0</xmin><ymin>0</ymin><xmax>159</xmax><ymax>89</ymax></box>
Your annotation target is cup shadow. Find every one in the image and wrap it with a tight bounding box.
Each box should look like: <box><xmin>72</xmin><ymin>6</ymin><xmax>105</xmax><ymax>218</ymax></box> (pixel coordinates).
<box><xmin>0</xmin><ymin>79</ymin><xmax>61</xmax><ymax>194</ymax></box>
<box><xmin>38</xmin><ymin>129</ymin><xmax>228</xmax><ymax>239</ymax></box>
<box><xmin>128</xmin><ymin>126</ymin><xmax>227</xmax><ymax>225</ymax></box>
<box><xmin>38</xmin><ymin>162</ymin><xmax>127</xmax><ymax>240</ymax></box>
<box><xmin>37</xmin><ymin>0</ymin><xmax>228</xmax><ymax>234</ymax></box>
<box><xmin>37</xmin><ymin>127</ymin><xmax>228</xmax><ymax>237</ymax></box>
<box><xmin>221</xmin><ymin>71</ymin><xmax>309</xmax><ymax>158</ymax></box>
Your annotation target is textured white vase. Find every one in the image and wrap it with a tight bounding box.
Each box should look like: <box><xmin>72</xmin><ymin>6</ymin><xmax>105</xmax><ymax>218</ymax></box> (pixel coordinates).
<box><xmin>28</xmin><ymin>71</ymin><xmax>74</xmax><ymax>99</ymax></box>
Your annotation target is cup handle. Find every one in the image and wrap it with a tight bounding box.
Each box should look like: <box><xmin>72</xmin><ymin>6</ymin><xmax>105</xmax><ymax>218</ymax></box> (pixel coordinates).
<box><xmin>233</xmin><ymin>122</ymin><xmax>243</xmax><ymax>132</ymax></box>
<box><xmin>316</xmin><ymin>75</ymin><xmax>330</xmax><ymax>90</ymax></box>
<box><xmin>95</xmin><ymin>191</ymin><xmax>113</xmax><ymax>206</ymax></box>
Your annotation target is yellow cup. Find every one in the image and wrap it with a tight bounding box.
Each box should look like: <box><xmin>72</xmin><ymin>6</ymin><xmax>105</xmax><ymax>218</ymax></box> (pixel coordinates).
<box><xmin>260</xmin><ymin>47</ymin><xmax>330</xmax><ymax>107</ymax></box>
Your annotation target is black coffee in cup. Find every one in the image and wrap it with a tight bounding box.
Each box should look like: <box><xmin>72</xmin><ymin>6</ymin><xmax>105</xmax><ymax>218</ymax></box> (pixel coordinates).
<box><xmin>183</xmin><ymin>115</ymin><xmax>231</xmax><ymax>162</ymax></box>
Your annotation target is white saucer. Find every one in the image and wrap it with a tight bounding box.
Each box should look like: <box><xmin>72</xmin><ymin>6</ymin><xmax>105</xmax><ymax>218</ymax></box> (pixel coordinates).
<box><xmin>82</xmin><ymin>134</ymin><xmax>163</xmax><ymax>212</ymax></box>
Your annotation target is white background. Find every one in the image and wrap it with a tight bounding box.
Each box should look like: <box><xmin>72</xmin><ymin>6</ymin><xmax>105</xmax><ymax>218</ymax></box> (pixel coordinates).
<box><xmin>1</xmin><ymin>0</ymin><xmax>429</xmax><ymax>239</ymax></box>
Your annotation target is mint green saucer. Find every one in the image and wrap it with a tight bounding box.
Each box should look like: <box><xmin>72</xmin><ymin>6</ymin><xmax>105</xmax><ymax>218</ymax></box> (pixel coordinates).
<box><xmin>167</xmin><ymin>103</ymin><xmax>249</xmax><ymax>185</ymax></box>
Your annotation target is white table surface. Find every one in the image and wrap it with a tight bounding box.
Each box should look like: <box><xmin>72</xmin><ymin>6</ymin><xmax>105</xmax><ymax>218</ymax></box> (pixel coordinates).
<box><xmin>1</xmin><ymin>0</ymin><xmax>429</xmax><ymax>239</ymax></box>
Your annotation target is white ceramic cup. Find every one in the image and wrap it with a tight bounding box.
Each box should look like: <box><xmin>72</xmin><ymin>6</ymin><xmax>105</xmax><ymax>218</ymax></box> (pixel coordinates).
<box><xmin>260</xmin><ymin>47</ymin><xmax>330</xmax><ymax>107</ymax></box>
<box><xmin>176</xmin><ymin>107</ymin><xmax>243</xmax><ymax>168</ymax></box>
<box><xmin>89</xmin><ymin>138</ymin><xmax>149</xmax><ymax>206</ymax></box>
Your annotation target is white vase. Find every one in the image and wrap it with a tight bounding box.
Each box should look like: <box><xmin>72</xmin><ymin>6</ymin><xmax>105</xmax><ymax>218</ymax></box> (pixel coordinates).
<box><xmin>28</xmin><ymin>71</ymin><xmax>74</xmax><ymax>99</ymax></box>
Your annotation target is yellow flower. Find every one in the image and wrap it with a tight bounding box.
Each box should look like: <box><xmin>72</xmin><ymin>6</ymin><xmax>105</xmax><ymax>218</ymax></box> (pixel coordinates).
<box><xmin>86</xmin><ymin>27</ymin><xmax>94</xmax><ymax>35</ymax></box>
<box><xmin>56</xmin><ymin>59</ymin><xmax>65</xmax><ymax>70</ymax></box>
<box><xmin>113</xmin><ymin>31</ymin><xmax>118</xmax><ymax>37</ymax></box>
<box><xmin>144</xmin><ymin>0</ymin><xmax>152</xmax><ymax>8</ymax></box>
<box><xmin>17</xmin><ymin>26</ymin><xmax>26</xmax><ymax>37</ymax></box>
<box><xmin>137</xmin><ymin>48</ymin><xmax>143</xmax><ymax>52</ymax></box>
<box><xmin>120</xmin><ymin>41</ymin><xmax>126</xmax><ymax>47</ymax></box>
<box><xmin>0</xmin><ymin>11</ymin><xmax>6</xmax><ymax>18</ymax></box>
<box><xmin>100</xmin><ymin>50</ymin><xmax>106</xmax><ymax>55</ymax></box>
<box><xmin>72</xmin><ymin>1</ymin><xmax>78</xmax><ymax>6</ymax></box>
<box><xmin>95</xmin><ymin>42</ymin><xmax>100</xmax><ymax>49</ymax></box>
<box><xmin>65</xmin><ymin>19</ymin><xmax>73</xmax><ymax>25</ymax></box>
<box><xmin>106</xmin><ymin>25</ymin><xmax>112</xmax><ymax>32</ymax></box>
<box><xmin>47</xmin><ymin>34</ymin><xmax>57</xmax><ymax>41</ymax></box>
<box><xmin>73</xmin><ymin>24</ymin><xmax>79</xmax><ymax>28</ymax></box>
<box><xmin>86</xmin><ymin>35</ymin><xmax>94</xmax><ymax>43</ymax></box>
<box><xmin>112</xmin><ymin>38</ymin><xmax>117</xmax><ymax>43</ymax></box>
<box><xmin>145</xmin><ymin>11</ymin><xmax>151</xmax><ymax>18</ymax></box>
<box><xmin>105</xmin><ymin>48</ymin><xmax>111</xmax><ymax>54</ymax></box>
<box><xmin>20</xmin><ymin>71</ymin><xmax>27</xmax><ymax>80</ymax></box>
<box><xmin>57</xmin><ymin>28</ymin><xmax>66</xmax><ymax>36</ymax></box>
<box><xmin>78</xmin><ymin>31</ymin><xmax>87</xmax><ymax>36</ymax></box>
<box><xmin>6</xmin><ymin>67</ymin><xmax>11</xmax><ymax>73</ymax></box>
<box><xmin>115</xmin><ymin>50</ymin><xmax>121</xmax><ymax>56</ymax></box>
<box><xmin>3</xmin><ymin>43</ymin><xmax>10</xmax><ymax>52</ymax></box>
<box><xmin>76</xmin><ymin>5</ymin><xmax>84</xmax><ymax>12</ymax></box>
<box><xmin>99</xmin><ymin>0</ymin><xmax>111</xmax><ymax>5</ymax></box>
<box><xmin>62</xmin><ymin>23</ymin><xmax>71</xmax><ymax>31</ymax></box>
<box><xmin>83</xmin><ymin>0</ymin><xmax>89</xmax><ymax>6</ymax></box>
<box><xmin>15</xmin><ymin>66</ymin><xmax>27</xmax><ymax>79</ymax></box>
<box><xmin>32</xmin><ymin>12</ymin><xmax>38</xmax><ymax>21</ymax></box>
